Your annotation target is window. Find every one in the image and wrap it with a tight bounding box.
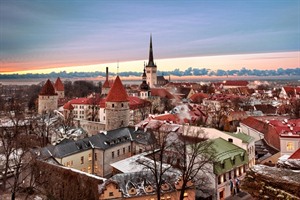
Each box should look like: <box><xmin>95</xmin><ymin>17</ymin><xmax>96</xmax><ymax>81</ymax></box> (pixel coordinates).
<box><xmin>88</xmin><ymin>153</ymin><xmax>92</xmax><ymax>161</ymax></box>
<box><xmin>109</xmin><ymin>192</ymin><xmax>114</xmax><ymax>197</ymax></box>
<box><xmin>112</xmin><ymin>151</ymin><xmax>114</xmax><ymax>158</ymax></box>
<box><xmin>232</xmin><ymin>158</ymin><xmax>235</xmax><ymax>165</ymax></box>
<box><xmin>123</xmin><ymin>147</ymin><xmax>125</xmax><ymax>154</ymax></box>
<box><xmin>117</xmin><ymin>150</ymin><xmax>120</xmax><ymax>157</ymax></box>
<box><xmin>81</xmin><ymin>156</ymin><xmax>84</xmax><ymax>164</ymax></box>
<box><xmin>287</xmin><ymin>142</ymin><xmax>294</xmax><ymax>151</ymax></box>
<box><xmin>112</xmin><ymin>104</ymin><xmax>114</xmax><ymax>108</ymax></box>
<box><xmin>221</xmin><ymin>162</ymin><xmax>225</xmax><ymax>169</ymax></box>
<box><xmin>121</xmin><ymin>103</ymin><xmax>124</xmax><ymax>107</ymax></box>
<box><xmin>128</xmin><ymin>146</ymin><xmax>131</xmax><ymax>152</ymax></box>
<box><xmin>95</xmin><ymin>153</ymin><xmax>97</xmax><ymax>161</ymax></box>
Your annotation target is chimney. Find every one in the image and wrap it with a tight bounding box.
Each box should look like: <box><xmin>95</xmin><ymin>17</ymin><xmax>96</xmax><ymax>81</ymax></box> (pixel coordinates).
<box><xmin>106</xmin><ymin>67</ymin><xmax>109</xmax><ymax>81</ymax></box>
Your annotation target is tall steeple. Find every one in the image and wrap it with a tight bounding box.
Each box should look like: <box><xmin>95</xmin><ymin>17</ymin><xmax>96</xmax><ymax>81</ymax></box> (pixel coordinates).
<box><xmin>147</xmin><ymin>34</ymin><xmax>156</xmax><ymax>67</ymax></box>
<box><xmin>145</xmin><ymin>35</ymin><xmax>157</xmax><ymax>88</ymax></box>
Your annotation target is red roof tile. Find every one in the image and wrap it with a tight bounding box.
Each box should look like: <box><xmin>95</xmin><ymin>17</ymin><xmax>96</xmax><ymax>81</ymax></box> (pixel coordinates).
<box><xmin>63</xmin><ymin>101</ymin><xmax>74</xmax><ymax>110</ymax></box>
<box><xmin>106</xmin><ymin>76</ymin><xmax>128</xmax><ymax>102</ymax></box>
<box><xmin>151</xmin><ymin>88</ymin><xmax>175</xmax><ymax>99</ymax></box>
<box><xmin>189</xmin><ymin>93</ymin><xmax>209</xmax><ymax>103</ymax></box>
<box><xmin>241</xmin><ymin>117</ymin><xmax>267</xmax><ymax>134</ymax></box>
<box><xmin>103</xmin><ymin>79</ymin><xmax>113</xmax><ymax>88</ymax></box>
<box><xmin>223</xmin><ymin>80</ymin><xmax>249</xmax><ymax>86</ymax></box>
<box><xmin>289</xmin><ymin>148</ymin><xmax>300</xmax><ymax>159</ymax></box>
<box><xmin>128</xmin><ymin>96</ymin><xmax>151</xmax><ymax>109</ymax></box>
<box><xmin>54</xmin><ymin>77</ymin><xmax>64</xmax><ymax>91</ymax></box>
<box><xmin>39</xmin><ymin>79</ymin><xmax>57</xmax><ymax>96</ymax></box>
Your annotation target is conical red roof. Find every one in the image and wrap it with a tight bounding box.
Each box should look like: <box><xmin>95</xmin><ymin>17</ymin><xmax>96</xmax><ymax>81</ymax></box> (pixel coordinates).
<box><xmin>39</xmin><ymin>79</ymin><xmax>57</xmax><ymax>96</ymax></box>
<box><xmin>106</xmin><ymin>76</ymin><xmax>128</xmax><ymax>102</ymax></box>
<box><xmin>54</xmin><ymin>77</ymin><xmax>64</xmax><ymax>91</ymax></box>
<box><xmin>103</xmin><ymin>79</ymin><xmax>110</xmax><ymax>88</ymax></box>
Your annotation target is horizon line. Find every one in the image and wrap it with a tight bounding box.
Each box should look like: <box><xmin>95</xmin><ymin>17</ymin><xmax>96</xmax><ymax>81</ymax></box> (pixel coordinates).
<box><xmin>1</xmin><ymin>51</ymin><xmax>299</xmax><ymax>75</ymax></box>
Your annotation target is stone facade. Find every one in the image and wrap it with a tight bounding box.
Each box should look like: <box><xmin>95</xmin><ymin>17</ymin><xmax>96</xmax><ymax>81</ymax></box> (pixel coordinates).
<box><xmin>38</xmin><ymin>95</ymin><xmax>58</xmax><ymax>114</ymax></box>
<box><xmin>105</xmin><ymin>101</ymin><xmax>129</xmax><ymax>131</ymax></box>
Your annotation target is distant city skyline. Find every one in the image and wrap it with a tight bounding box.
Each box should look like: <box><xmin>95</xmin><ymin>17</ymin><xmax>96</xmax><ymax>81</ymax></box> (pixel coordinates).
<box><xmin>1</xmin><ymin>0</ymin><xmax>299</xmax><ymax>74</ymax></box>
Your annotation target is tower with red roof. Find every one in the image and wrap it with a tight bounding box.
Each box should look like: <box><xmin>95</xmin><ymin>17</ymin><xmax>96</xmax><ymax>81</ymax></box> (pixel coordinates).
<box><xmin>54</xmin><ymin>77</ymin><xmax>65</xmax><ymax>99</ymax></box>
<box><xmin>102</xmin><ymin>67</ymin><xmax>113</xmax><ymax>96</ymax></box>
<box><xmin>105</xmin><ymin>76</ymin><xmax>129</xmax><ymax>131</ymax></box>
<box><xmin>38</xmin><ymin>79</ymin><xmax>58</xmax><ymax>114</ymax></box>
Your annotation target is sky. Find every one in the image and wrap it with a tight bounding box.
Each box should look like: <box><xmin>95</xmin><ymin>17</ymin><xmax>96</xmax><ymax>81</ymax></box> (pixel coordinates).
<box><xmin>0</xmin><ymin>0</ymin><xmax>299</xmax><ymax>74</ymax></box>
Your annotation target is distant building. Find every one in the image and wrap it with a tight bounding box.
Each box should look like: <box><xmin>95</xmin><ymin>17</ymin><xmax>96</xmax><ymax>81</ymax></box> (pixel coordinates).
<box><xmin>139</xmin><ymin>67</ymin><xmax>151</xmax><ymax>99</ymax></box>
<box><xmin>38</xmin><ymin>79</ymin><xmax>58</xmax><ymax>114</ymax></box>
<box><xmin>102</xmin><ymin>67</ymin><xmax>113</xmax><ymax>96</ymax></box>
<box><xmin>63</xmin><ymin>76</ymin><xmax>151</xmax><ymax>134</ymax></box>
<box><xmin>54</xmin><ymin>77</ymin><xmax>65</xmax><ymax>99</ymax></box>
<box><xmin>145</xmin><ymin>35</ymin><xmax>157</xmax><ymax>88</ymax></box>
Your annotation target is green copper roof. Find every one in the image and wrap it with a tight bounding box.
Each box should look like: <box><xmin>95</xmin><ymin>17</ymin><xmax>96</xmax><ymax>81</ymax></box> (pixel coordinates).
<box><xmin>223</xmin><ymin>131</ymin><xmax>254</xmax><ymax>143</ymax></box>
<box><xmin>211</xmin><ymin>138</ymin><xmax>248</xmax><ymax>175</ymax></box>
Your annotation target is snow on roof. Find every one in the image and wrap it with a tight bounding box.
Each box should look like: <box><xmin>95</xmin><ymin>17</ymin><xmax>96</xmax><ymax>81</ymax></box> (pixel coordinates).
<box><xmin>110</xmin><ymin>152</ymin><xmax>150</xmax><ymax>173</ymax></box>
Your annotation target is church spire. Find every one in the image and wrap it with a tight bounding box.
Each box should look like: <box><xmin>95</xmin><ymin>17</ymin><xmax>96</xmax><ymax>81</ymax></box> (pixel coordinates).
<box><xmin>148</xmin><ymin>34</ymin><xmax>155</xmax><ymax>67</ymax></box>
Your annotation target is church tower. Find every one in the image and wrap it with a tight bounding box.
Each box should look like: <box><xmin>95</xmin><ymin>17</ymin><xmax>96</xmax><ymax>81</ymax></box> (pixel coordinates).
<box><xmin>105</xmin><ymin>76</ymin><xmax>129</xmax><ymax>131</ymax></box>
<box><xmin>145</xmin><ymin>35</ymin><xmax>157</xmax><ymax>88</ymax></box>
<box><xmin>140</xmin><ymin>65</ymin><xmax>151</xmax><ymax>99</ymax></box>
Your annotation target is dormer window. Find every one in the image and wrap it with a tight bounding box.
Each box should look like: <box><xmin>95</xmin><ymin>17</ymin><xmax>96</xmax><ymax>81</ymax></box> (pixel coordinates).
<box><xmin>145</xmin><ymin>185</ymin><xmax>153</xmax><ymax>193</ymax></box>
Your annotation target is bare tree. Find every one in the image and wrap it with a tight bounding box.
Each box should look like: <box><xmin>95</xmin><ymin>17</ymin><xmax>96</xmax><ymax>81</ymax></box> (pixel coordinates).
<box><xmin>136</xmin><ymin>123</ymin><xmax>216</xmax><ymax>200</ymax></box>
<box><xmin>136</xmin><ymin>123</ymin><xmax>173</xmax><ymax>200</ymax></box>
<box><xmin>0</xmin><ymin>112</ymin><xmax>40</xmax><ymax>199</ymax></box>
<box><xmin>172</xmin><ymin>129</ymin><xmax>216</xmax><ymax>200</ymax></box>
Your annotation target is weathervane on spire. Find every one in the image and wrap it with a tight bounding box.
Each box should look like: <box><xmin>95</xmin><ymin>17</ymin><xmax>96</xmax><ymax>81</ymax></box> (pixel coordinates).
<box><xmin>117</xmin><ymin>61</ymin><xmax>119</xmax><ymax>76</ymax></box>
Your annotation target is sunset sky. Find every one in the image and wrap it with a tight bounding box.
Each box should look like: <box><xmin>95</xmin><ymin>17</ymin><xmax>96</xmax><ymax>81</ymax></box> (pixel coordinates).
<box><xmin>0</xmin><ymin>0</ymin><xmax>299</xmax><ymax>74</ymax></box>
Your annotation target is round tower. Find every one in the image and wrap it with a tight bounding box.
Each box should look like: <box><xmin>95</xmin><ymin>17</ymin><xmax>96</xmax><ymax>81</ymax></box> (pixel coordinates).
<box><xmin>38</xmin><ymin>79</ymin><xmax>58</xmax><ymax>114</ymax></box>
<box><xmin>54</xmin><ymin>77</ymin><xmax>65</xmax><ymax>99</ymax></box>
<box><xmin>105</xmin><ymin>76</ymin><xmax>129</xmax><ymax>131</ymax></box>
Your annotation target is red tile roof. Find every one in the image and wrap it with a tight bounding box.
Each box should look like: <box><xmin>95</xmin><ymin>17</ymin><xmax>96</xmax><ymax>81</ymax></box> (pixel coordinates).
<box><xmin>54</xmin><ymin>77</ymin><xmax>64</xmax><ymax>91</ymax></box>
<box><xmin>283</xmin><ymin>86</ymin><xmax>300</xmax><ymax>98</ymax></box>
<box><xmin>63</xmin><ymin>101</ymin><xmax>74</xmax><ymax>110</ymax></box>
<box><xmin>128</xmin><ymin>96</ymin><xmax>151</xmax><ymax>109</ymax></box>
<box><xmin>241</xmin><ymin>117</ymin><xmax>267</xmax><ymax>134</ymax></box>
<box><xmin>289</xmin><ymin>148</ymin><xmax>300</xmax><ymax>159</ymax></box>
<box><xmin>189</xmin><ymin>93</ymin><xmax>209</xmax><ymax>103</ymax></box>
<box><xmin>39</xmin><ymin>79</ymin><xmax>57</xmax><ymax>96</ymax></box>
<box><xmin>103</xmin><ymin>79</ymin><xmax>113</xmax><ymax>88</ymax></box>
<box><xmin>106</xmin><ymin>76</ymin><xmax>129</xmax><ymax>102</ymax></box>
<box><xmin>151</xmin><ymin>88</ymin><xmax>175</xmax><ymax>99</ymax></box>
<box><xmin>223</xmin><ymin>80</ymin><xmax>249</xmax><ymax>86</ymax></box>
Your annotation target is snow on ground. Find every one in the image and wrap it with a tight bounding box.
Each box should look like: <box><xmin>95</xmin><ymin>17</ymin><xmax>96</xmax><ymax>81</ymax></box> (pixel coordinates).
<box><xmin>252</xmin><ymin>164</ymin><xmax>300</xmax><ymax>184</ymax></box>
